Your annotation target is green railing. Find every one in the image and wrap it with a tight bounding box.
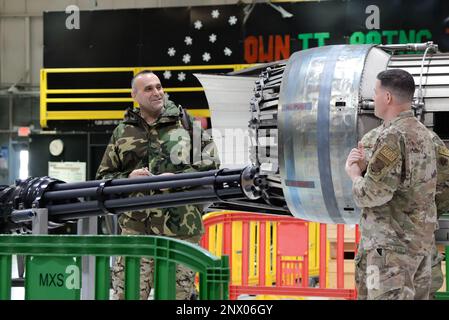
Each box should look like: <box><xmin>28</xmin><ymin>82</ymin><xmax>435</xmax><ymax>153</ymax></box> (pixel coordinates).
<box><xmin>436</xmin><ymin>245</ymin><xmax>449</xmax><ymax>300</ymax></box>
<box><xmin>0</xmin><ymin>235</ymin><xmax>229</xmax><ymax>300</ymax></box>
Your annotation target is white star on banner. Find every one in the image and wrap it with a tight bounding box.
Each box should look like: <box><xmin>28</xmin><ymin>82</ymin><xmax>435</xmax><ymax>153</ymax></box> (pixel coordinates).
<box><xmin>178</xmin><ymin>72</ymin><xmax>186</xmax><ymax>82</ymax></box>
<box><xmin>224</xmin><ymin>47</ymin><xmax>232</xmax><ymax>56</ymax></box>
<box><xmin>167</xmin><ymin>47</ymin><xmax>176</xmax><ymax>57</ymax></box>
<box><xmin>194</xmin><ymin>20</ymin><xmax>203</xmax><ymax>30</ymax></box>
<box><xmin>211</xmin><ymin>9</ymin><xmax>220</xmax><ymax>19</ymax></box>
<box><xmin>202</xmin><ymin>52</ymin><xmax>211</xmax><ymax>62</ymax></box>
<box><xmin>209</xmin><ymin>34</ymin><xmax>217</xmax><ymax>43</ymax></box>
<box><xmin>184</xmin><ymin>36</ymin><xmax>193</xmax><ymax>46</ymax></box>
<box><xmin>182</xmin><ymin>54</ymin><xmax>191</xmax><ymax>64</ymax></box>
<box><xmin>228</xmin><ymin>16</ymin><xmax>237</xmax><ymax>26</ymax></box>
<box><xmin>163</xmin><ymin>70</ymin><xmax>172</xmax><ymax>79</ymax></box>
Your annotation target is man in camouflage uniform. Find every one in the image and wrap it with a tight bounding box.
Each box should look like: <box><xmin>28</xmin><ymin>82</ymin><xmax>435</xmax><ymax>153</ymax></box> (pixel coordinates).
<box><xmin>359</xmin><ymin>126</ymin><xmax>449</xmax><ymax>299</ymax></box>
<box><xmin>345</xmin><ymin>69</ymin><xmax>439</xmax><ymax>299</ymax></box>
<box><xmin>96</xmin><ymin>70</ymin><xmax>219</xmax><ymax>300</ymax></box>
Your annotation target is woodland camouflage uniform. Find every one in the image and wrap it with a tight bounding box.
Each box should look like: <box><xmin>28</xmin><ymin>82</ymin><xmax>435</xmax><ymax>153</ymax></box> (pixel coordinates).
<box><xmin>96</xmin><ymin>100</ymin><xmax>219</xmax><ymax>299</ymax></box>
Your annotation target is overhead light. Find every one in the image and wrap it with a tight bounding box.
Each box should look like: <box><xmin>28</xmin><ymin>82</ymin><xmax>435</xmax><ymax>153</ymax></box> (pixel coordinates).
<box><xmin>243</xmin><ymin>3</ymin><xmax>256</xmax><ymax>24</ymax></box>
<box><xmin>243</xmin><ymin>1</ymin><xmax>294</xmax><ymax>24</ymax></box>
<box><xmin>267</xmin><ymin>2</ymin><xmax>293</xmax><ymax>19</ymax></box>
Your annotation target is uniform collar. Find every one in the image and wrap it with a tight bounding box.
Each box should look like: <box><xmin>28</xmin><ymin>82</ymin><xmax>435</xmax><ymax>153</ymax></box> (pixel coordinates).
<box><xmin>123</xmin><ymin>100</ymin><xmax>180</xmax><ymax>126</ymax></box>
<box><xmin>152</xmin><ymin>100</ymin><xmax>180</xmax><ymax>125</ymax></box>
<box><xmin>382</xmin><ymin>110</ymin><xmax>414</xmax><ymax>128</ymax></box>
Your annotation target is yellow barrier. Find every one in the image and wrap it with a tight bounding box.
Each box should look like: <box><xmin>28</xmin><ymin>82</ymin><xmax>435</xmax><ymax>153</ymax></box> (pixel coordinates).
<box><xmin>40</xmin><ymin>64</ymin><xmax>255</xmax><ymax>128</ymax></box>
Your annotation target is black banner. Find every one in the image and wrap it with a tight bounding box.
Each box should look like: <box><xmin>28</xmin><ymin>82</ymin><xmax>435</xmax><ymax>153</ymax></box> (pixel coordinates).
<box><xmin>44</xmin><ymin>0</ymin><xmax>449</xmax><ymax>68</ymax></box>
<box><xmin>41</xmin><ymin>0</ymin><xmax>449</xmax><ymax>130</ymax></box>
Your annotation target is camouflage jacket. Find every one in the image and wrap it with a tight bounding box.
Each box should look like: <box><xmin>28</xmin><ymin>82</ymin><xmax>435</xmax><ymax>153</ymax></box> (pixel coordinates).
<box><xmin>353</xmin><ymin>110</ymin><xmax>438</xmax><ymax>255</ymax></box>
<box><xmin>432</xmin><ymin>132</ymin><xmax>449</xmax><ymax>215</ymax></box>
<box><xmin>96</xmin><ymin>100</ymin><xmax>220</xmax><ymax>237</ymax></box>
<box><xmin>361</xmin><ymin>123</ymin><xmax>449</xmax><ymax>217</ymax></box>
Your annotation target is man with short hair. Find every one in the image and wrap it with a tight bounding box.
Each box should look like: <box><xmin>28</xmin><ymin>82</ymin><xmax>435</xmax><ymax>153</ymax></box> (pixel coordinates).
<box><xmin>359</xmin><ymin>125</ymin><xmax>449</xmax><ymax>299</ymax></box>
<box><xmin>345</xmin><ymin>69</ymin><xmax>438</xmax><ymax>299</ymax></box>
<box><xmin>96</xmin><ymin>70</ymin><xmax>219</xmax><ymax>300</ymax></box>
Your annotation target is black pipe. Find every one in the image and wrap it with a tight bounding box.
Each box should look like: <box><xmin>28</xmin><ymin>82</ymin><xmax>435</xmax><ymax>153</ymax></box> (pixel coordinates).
<box><xmin>109</xmin><ymin>188</ymin><xmax>243</xmax><ymax>213</ymax></box>
<box><xmin>43</xmin><ymin>174</ymin><xmax>242</xmax><ymax>201</ymax></box>
<box><xmin>215</xmin><ymin>174</ymin><xmax>241</xmax><ymax>184</ymax></box>
<box><xmin>47</xmin><ymin>188</ymin><xmax>218</xmax><ymax>215</ymax></box>
<box><xmin>55</xmin><ymin>197</ymin><xmax>220</xmax><ymax>221</ymax></box>
<box><xmin>105</xmin><ymin>189</ymin><xmax>219</xmax><ymax>209</ymax></box>
<box><xmin>47</xmin><ymin>201</ymin><xmax>98</xmax><ymax>215</ymax></box>
<box><xmin>54</xmin><ymin>188</ymin><xmax>244</xmax><ymax>221</ymax></box>
<box><xmin>50</xmin><ymin>169</ymin><xmax>221</xmax><ymax>191</ymax></box>
<box><xmin>43</xmin><ymin>176</ymin><xmax>217</xmax><ymax>200</ymax></box>
<box><xmin>47</xmin><ymin>186</ymin><xmax>243</xmax><ymax>217</ymax></box>
<box><xmin>1</xmin><ymin>166</ymin><xmax>267</xmax><ymax>234</ymax></box>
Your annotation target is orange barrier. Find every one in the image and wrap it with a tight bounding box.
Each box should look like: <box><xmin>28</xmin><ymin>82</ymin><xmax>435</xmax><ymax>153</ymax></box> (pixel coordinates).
<box><xmin>201</xmin><ymin>211</ymin><xmax>358</xmax><ymax>300</ymax></box>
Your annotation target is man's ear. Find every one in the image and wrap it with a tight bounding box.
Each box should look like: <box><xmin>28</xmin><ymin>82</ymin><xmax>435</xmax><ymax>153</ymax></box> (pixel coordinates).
<box><xmin>131</xmin><ymin>89</ymin><xmax>136</xmax><ymax>99</ymax></box>
<box><xmin>386</xmin><ymin>91</ymin><xmax>392</xmax><ymax>104</ymax></box>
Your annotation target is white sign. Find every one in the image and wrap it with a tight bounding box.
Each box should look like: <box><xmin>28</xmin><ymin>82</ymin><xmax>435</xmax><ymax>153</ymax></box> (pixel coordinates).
<box><xmin>48</xmin><ymin>162</ymin><xmax>86</xmax><ymax>182</ymax></box>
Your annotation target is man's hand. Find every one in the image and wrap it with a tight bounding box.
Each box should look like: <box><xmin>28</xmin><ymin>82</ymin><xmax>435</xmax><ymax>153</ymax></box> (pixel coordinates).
<box><xmin>356</xmin><ymin>142</ymin><xmax>368</xmax><ymax>172</ymax></box>
<box><xmin>158</xmin><ymin>173</ymin><xmax>175</xmax><ymax>177</ymax></box>
<box><xmin>157</xmin><ymin>172</ymin><xmax>175</xmax><ymax>191</ymax></box>
<box><xmin>345</xmin><ymin>146</ymin><xmax>363</xmax><ymax>182</ymax></box>
<box><xmin>128</xmin><ymin>167</ymin><xmax>151</xmax><ymax>178</ymax></box>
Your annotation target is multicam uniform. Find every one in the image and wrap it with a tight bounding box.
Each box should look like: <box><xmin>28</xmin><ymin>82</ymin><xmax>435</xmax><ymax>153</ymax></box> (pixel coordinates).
<box><xmin>96</xmin><ymin>100</ymin><xmax>219</xmax><ymax>300</ymax></box>
<box><xmin>359</xmin><ymin>122</ymin><xmax>449</xmax><ymax>299</ymax></box>
<box><xmin>430</xmin><ymin>132</ymin><xmax>449</xmax><ymax>299</ymax></box>
<box><xmin>352</xmin><ymin>110</ymin><xmax>439</xmax><ymax>299</ymax></box>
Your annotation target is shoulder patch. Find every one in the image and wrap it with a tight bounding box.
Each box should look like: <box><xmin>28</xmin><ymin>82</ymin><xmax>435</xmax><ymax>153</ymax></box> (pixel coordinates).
<box><xmin>378</xmin><ymin>145</ymin><xmax>399</xmax><ymax>164</ymax></box>
<box><xmin>369</xmin><ymin>157</ymin><xmax>386</xmax><ymax>175</ymax></box>
<box><xmin>368</xmin><ymin>144</ymin><xmax>400</xmax><ymax>181</ymax></box>
<box><xmin>438</xmin><ymin>146</ymin><xmax>449</xmax><ymax>168</ymax></box>
<box><xmin>438</xmin><ymin>146</ymin><xmax>449</xmax><ymax>157</ymax></box>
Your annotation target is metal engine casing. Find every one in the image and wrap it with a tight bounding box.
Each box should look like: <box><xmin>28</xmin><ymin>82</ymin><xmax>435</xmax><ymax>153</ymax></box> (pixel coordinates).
<box><xmin>196</xmin><ymin>44</ymin><xmax>449</xmax><ymax>225</ymax></box>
